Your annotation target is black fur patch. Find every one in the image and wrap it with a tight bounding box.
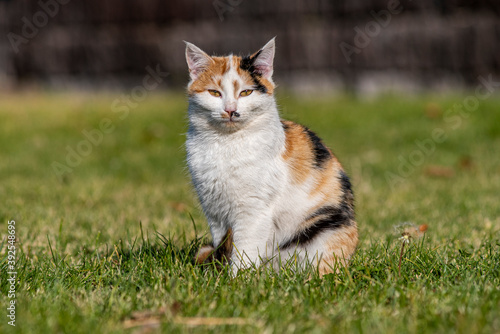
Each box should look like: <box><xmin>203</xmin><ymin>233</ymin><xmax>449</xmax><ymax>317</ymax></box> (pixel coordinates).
<box><xmin>303</xmin><ymin>127</ymin><xmax>331</xmax><ymax>168</ymax></box>
<box><xmin>339</xmin><ymin>170</ymin><xmax>354</xmax><ymax>211</ymax></box>
<box><xmin>195</xmin><ymin>228</ymin><xmax>233</xmax><ymax>269</ymax></box>
<box><xmin>240</xmin><ymin>51</ymin><xmax>268</xmax><ymax>94</ymax></box>
<box><xmin>279</xmin><ymin>171</ymin><xmax>355</xmax><ymax>249</ymax></box>
<box><xmin>212</xmin><ymin>228</ymin><xmax>233</xmax><ymax>264</ymax></box>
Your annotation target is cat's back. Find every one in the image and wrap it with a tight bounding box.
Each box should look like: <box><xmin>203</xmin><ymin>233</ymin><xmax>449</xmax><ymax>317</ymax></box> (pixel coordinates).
<box><xmin>271</xmin><ymin>120</ymin><xmax>352</xmax><ymax>225</ymax></box>
<box><xmin>280</xmin><ymin>119</ymin><xmax>344</xmax><ymax>189</ymax></box>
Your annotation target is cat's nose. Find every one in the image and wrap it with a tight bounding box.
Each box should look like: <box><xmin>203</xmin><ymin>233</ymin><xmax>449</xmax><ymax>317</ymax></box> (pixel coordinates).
<box><xmin>224</xmin><ymin>104</ymin><xmax>238</xmax><ymax>117</ymax></box>
<box><xmin>225</xmin><ymin>110</ymin><xmax>239</xmax><ymax>118</ymax></box>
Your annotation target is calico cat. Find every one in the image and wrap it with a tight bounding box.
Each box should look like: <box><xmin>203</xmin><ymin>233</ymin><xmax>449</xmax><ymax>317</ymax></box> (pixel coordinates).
<box><xmin>185</xmin><ymin>38</ymin><xmax>358</xmax><ymax>276</ymax></box>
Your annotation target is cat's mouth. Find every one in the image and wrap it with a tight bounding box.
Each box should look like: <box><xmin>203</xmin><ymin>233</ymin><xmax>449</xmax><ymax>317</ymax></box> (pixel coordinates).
<box><xmin>219</xmin><ymin>112</ymin><xmax>242</xmax><ymax>124</ymax></box>
<box><xmin>222</xmin><ymin>117</ymin><xmax>240</xmax><ymax>123</ymax></box>
<box><xmin>214</xmin><ymin>116</ymin><xmax>244</xmax><ymax>131</ymax></box>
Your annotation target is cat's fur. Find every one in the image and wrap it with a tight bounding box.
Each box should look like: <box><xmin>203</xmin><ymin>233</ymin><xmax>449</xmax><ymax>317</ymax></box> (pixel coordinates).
<box><xmin>185</xmin><ymin>38</ymin><xmax>358</xmax><ymax>275</ymax></box>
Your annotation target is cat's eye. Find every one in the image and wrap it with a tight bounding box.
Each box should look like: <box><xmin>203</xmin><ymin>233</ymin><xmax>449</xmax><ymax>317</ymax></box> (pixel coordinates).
<box><xmin>208</xmin><ymin>90</ymin><xmax>221</xmax><ymax>97</ymax></box>
<box><xmin>239</xmin><ymin>89</ymin><xmax>253</xmax><ymax>97</ymax></box>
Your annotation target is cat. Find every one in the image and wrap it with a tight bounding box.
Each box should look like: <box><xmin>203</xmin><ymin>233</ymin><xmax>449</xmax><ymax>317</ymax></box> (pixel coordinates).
<box><xmin>185</xmin><ymin>38</ymin><xmax>358</xmax><ymax>276</ymax></box>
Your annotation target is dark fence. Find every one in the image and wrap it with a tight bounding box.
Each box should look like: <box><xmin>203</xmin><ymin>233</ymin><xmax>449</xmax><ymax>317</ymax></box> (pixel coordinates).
<box><xmin>1</xmin><ymin>0</ymin><xmax>499</xmax><ymax>92</ymax></box>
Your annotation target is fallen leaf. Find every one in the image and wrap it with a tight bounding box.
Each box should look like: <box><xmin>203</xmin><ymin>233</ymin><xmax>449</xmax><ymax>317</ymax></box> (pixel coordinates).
<box><xmin>174</xmin><ymin>317</ymin><xmax>255</xmax><ymax>327</ymax></box>
<box><xmin>458</xmin><ymin>156</ymin><xmax>474</xmax><ymax>170</ymax></box>
<box><xmin>424</xmin><ymin>165</ymin><xmax>455</xmax><ymax>178</ymax></box>
<box><xmin>169</xmin><ymin>202</ymin><xmax>187</xmax><ymax>212</ymax></box>
<box><xmin>419</xmin><ymin>224</ymin><xmax>428</xmax><ymax>233</ymax></box>
<box><xmin>424</xmin><ymin>102</ymin><xmax>442</xmax><ymax>119</ymax></box>
<box><xmin>123</xmin><ymin>303</ymin><xmax>181</xmax><ymax>331</ymax></box>
<box><xmin>123</xmin><ymin>317</ymin><xmax>161</xmax><ymax>331</ymax></box>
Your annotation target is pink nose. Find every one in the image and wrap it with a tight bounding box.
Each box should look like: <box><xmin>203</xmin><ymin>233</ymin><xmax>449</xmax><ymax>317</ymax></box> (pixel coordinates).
<box><xmin>224</xmin><ymin>105</ymin><xmax>236</xmax><ymax>114</ymax></box>
<box><xmin>224</xmin><ymin>105</ymin><xmax>239</xmax><ymax>118</ymax></box>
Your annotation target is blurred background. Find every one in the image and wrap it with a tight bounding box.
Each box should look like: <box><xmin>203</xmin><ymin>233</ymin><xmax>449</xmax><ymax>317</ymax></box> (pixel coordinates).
<box><xmin>1</xmin><ymin>0</ymin><xmax>499</xmax><ymax>95</ymax></box>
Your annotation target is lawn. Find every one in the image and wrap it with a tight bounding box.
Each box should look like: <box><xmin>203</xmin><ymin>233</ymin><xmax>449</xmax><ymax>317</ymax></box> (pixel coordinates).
<box><xmin>1</xmin><ymin>91</ymin><xmax>499</xmax><ymax>333</ymax></box>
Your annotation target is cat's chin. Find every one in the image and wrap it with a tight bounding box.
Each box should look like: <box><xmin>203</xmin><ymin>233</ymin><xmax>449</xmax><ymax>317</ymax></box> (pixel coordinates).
<box><xmin>211</xmin><ymin>119</ymin><xmax>245</xmax><ymax>131</ymax></box>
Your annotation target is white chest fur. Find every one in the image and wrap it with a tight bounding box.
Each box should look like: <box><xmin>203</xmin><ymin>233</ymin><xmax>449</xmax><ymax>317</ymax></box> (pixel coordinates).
<box><xmin>186</xmin><ymin>116</ymin><xmax>287</xmax><ymax>232</ymax></box>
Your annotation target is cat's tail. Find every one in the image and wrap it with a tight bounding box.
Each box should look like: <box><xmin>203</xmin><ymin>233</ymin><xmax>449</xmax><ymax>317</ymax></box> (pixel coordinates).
<box><xmin>194</xmin><ymin>228</ymin><xmax>233</xmax><ymax>267</ymax></box>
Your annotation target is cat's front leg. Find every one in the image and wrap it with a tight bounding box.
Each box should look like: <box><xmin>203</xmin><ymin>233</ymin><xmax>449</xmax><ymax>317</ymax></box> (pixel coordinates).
<box><xmin>208</xmin><ymin>219</ymin><xmax>229</xmax><ymax>248</ymax></box>
<box><xmin>230</xmin><ymin>212</ymin><xmax>275</xmax><ymax>274</ymax></box>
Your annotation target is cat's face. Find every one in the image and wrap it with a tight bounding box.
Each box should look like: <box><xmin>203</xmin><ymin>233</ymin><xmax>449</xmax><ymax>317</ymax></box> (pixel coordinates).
<box><xmin>185</xmin><ymin>39</ymin><xmax>276</xmax><ymax>132</ymax></box>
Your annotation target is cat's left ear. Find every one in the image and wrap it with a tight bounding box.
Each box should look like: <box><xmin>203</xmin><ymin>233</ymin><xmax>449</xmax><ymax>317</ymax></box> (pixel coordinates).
<box><xmin>252</xmin><ymin>37</ymin><xmax>275</xmax><ymax>80</ymax></box>
<box><xmin>185</xmin><ymin>41</ymin><xmax>214</xmax><ymax>81</ymax></box>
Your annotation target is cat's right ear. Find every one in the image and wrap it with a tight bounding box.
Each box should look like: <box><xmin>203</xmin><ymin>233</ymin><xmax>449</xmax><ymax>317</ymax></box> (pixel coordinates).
<box><xmin>252</xmin><ymin>37</ymin><xmax>275</xmax><ymax>80</ymax></box>
<box><xmin>185</xmin><ymin>42</ymin><xmax>213</xmax><ymax>81</ymax></box>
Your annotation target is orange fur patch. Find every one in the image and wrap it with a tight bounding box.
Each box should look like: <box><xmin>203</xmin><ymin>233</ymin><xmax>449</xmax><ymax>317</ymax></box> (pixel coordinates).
<box><xmin>188</xmin><ymin>54</ymin><xmax>274</xmax><ymax>95</ymax></box>
<box><xmin>256</xmin><ymin>77</ymin><xmax>274</xmax><ymax>95</ymax></box>
<box><xmin>282</xmin><ymin>121</ymin><xmax>314</xmax><ymax>184</ymax></box>
<box><xmin>282</xmin><ymin>121</ymin><xmax>346</xmax><ymax>212</ymax></box>
<box><xmin>309</xmin><ymin>165</ymin><xmax>344</xmax><ymax>204</ymax></box>
<box><xmin>233</xmin><ymin>80</ymin><xmax>240</xmax><ymax>98</ymax></box>
<box><xmin>318</xmin><ymin>225</ymin><xmax>358</xmax><ymax>276</ymax></box>
<box><xmin>282</xmin><ymin>121</ymin><xmax>343</xmax><ymax>192</ymax></box>
<box><xmin>188</xmin><ymin>56</ymin><xmax>230</xmax><ymax>94</ymax></box>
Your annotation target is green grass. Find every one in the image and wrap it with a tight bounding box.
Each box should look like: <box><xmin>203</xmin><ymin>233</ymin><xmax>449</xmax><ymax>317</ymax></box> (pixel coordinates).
<box><xmin>1</xmin><ymin>91</ymin><xmax>499</xmax><ymax>333</ymax></box>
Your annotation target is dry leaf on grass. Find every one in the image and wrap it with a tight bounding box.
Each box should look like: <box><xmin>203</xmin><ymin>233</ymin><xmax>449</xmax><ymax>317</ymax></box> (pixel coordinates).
<box><xmin>123</xmin><ymin>303</ymin><xmax>181</xmax><ymax>330</ymax></box>
<box><xmin>424</xmin><ymin>102</ymin><xmax>443</xmax><ymax>119</ymax></box>
<box><xmin>169</xmin><ymin>201</ymin><xmax>187</xmax><ymax>212</ymax></box>
<box><xmin>174</xmin><ymin>316</ymin><xmax>255</xmax><ymax>326</ymax></box>
<box><xmin>123</xmin><ymin>303</ymin><xmax>258</xmax><ymax>330</ymax></box>
<box><xmin>424</xmin><ymin>165</ymin><xmax>455</xmax><ymax>178</ymax></box>
<box><xmin>458</xmin><ymin>156</ymin><xmax>474</xmax><ymax>170</ymax></box>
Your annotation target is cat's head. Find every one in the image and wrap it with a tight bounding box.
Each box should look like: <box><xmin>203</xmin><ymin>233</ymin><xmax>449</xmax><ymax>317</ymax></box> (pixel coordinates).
<box><xmin>185</xmin><ymin>38</ymin><xmax>276</xmax><ymax>132</ymax></box>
